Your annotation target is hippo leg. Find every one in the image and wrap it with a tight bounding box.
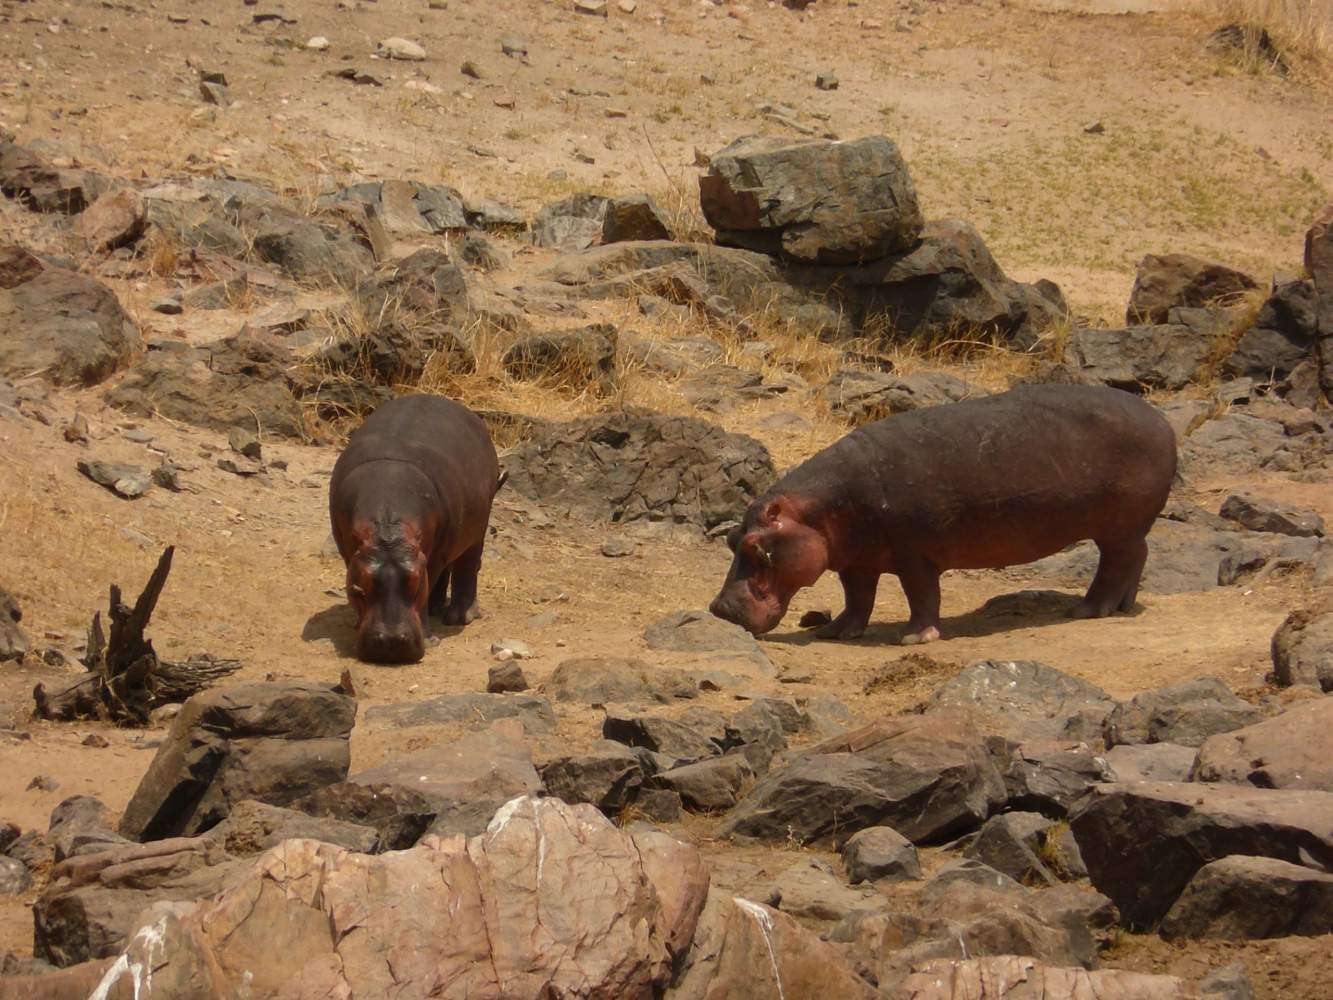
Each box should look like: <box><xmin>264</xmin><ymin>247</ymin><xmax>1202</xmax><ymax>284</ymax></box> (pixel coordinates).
<box><xmin>441</xmin><ymin>541</ymin><xmax>485</xmax><ymax>626</ymax></box>
<box><xmin>1072</xmin><ymin>537</ymin><xmax>1148</xmax><ymax>619</ymax></box>
<box><xmin>896</xmin><ymin>557</ymin><xmax>942</xmax><ymax>645</ymax></box>
<box><xmin>816</xmin><ymin>569</ymin><xmax>881</xmax><ymax>640</ymax></box>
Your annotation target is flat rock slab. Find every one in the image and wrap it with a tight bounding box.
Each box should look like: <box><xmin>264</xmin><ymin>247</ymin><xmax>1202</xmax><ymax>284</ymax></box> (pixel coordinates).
<box><xmin>716</xmin><ymin>711</ymin><xmax>1006</xmax><ymax>846</ymax></box>
<box><xmin>1104</xmin><ymin>742</ymin><xmax>1197</xmax><ymax>783</ymax></box>
<box><xmin>363</xmin><ymin>692</ymin><xmax>555</xmax><ymax>733</ymax></box>
<box><xmin>540</xmin><ymin>656</ymin><xmax>700</xmax><ymax>704</ymax></box>
<box><xmin>1161</xmin><ymin>854</ymin><xmax>1333</xmax><ymax>940</ymax></box>
<box><xmin>1193</xmin><ymin>697</ymin><xmax>1333</xmax><ymax>791</ymax></box>
<box><xmin>923</xmin><ymin>659</ymin><xmax>1116</xmax><ymax>742</ymax></box>
<box><xmin>1105</xmin><ymin>676</ymin><xmax>1263</xmax><ymax>749</ymax></box>
<box><xmin>349</xmin><ymin>719</ymin><xmax>540</xmax><ymax>838</ymax></box>
<box><xmin>93</xmin><ymin>797</ymin><xmax>710</xmax><ymax>1000</ymax></box>
<box><xmin>1069</xmin><ymin>780</ymin><xmax>1333</xmax><ymax>927</ymax></box>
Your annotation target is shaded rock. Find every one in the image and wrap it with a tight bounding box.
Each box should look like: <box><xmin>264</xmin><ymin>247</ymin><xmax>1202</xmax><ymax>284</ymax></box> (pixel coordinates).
<box><xmin>899</xmin><ymin>956</ymin><xmax>1204</xmax><ymax>1000</ymax></box>
<box><xmin>502</xmin><ymin>322</ymin><xmax>617</xmax><ymax>393</ymax></box>
<box><xmin>603</xmin><ymin>708</ymin><xmax>723</xmax><ymax>762</ymax></box>
<box><xmin>652</xmin><ymin>753</ymin><xmax>755</xmax><ymax>812</ymax></box>
<box><xmin>1127</xmin><ymin>253</ymin><xmax>1257</xmax><ymax>325</ymax></box>
<box><xmin>841</xmin><ymin>825</ymin><xmax>921</xmax><ymax>883</ymax></box>
<box><xmin>636</xmin><ymin>788</ymin><xmax>684</xmax><ymax>823</ymax></box>
<box><xmin>464</xmin><ymin>195</ymin><xmax>525</xmax><ymax>231</ymax></box>
<box><xmin>487</xmin><ymin>662</ymin><xmax>530</xmax><ymax>693</ymax></box>
<box><xmin>1003</xmin><ymin>741</ymin><xmax>1112</xmax><ymax>815</ymax></box>
<box><xmin>1193</xmin><ymin>697</ymin><xmax>1333</xmax><ymax>791</ymax></box>
<box><xmin>289</xmin><ymin>781</ymin><xmax>436</xmax><ymax>851</ymax></box>
<box><xmin>964</xmin><ymin>812</ymin><xmax>1058</xmax><ymax>886</ymax></box>
<box><xmin>1065</xmin><ymin>323</ymin><xmax>1206</xmax><ymax>391</ymax></box>
<box><xmin>1068</xmin><ymin>780</ymin><xmax>1333</xmax><ymax>927</ymax></box>
<box><xmin>924</xmin><ymin>659</ymin><xmax>1117</xmax><ymax>743</ymax></box>
<box><xmin>320</xmin><ymin>179</ymin><xmax>466</xmax><ymax>234</ymax></box>
<box><xmin>32</xmin><ymin>837</ymin><xmax>246</xmax><ymax>967</ymax></box>
<box><xmin>1104</xmin><ymin>742</ymin><xmax>1197</xmax><ymax>783</ymax></box>
<box><xmin>723</xmin><ymin>701</ymin><xmax>788</xmax><ymax>773</ymax></box>
<box><xmin>540</xmin><ymin>656</ymin><xmax>699</xmax><ymax>704</ymax></box>
<box><xmin>204</xmin><ymin>799</ymin><xmax>378</xmax><ymax>855</ymax></box>
<box><xmin>1219</xmin><ymin>491</ymin><xmax>1324</xmax><ymax>537</ymax></box>
<box><xmin>716</xmin><ymin>712</ymin><xmax>1006</xmax><ymax>846</ymax></box>
<box><xmin>533</xmin><ymin>193</ymin><xmax>608</xmax><ymax>251</ymax></box>
<box><xmin>118</xmin><ymin>681</ymin><xmax>356</xmax><ymax>841</ymax></box>
<box><xmin>362</xmin><ymin>691</ymin><xmax>553</xmax><ymax>732</ymax></box>
<box><xmin>77</xmin><ymin>190</ymin><xmax>147</xmax><ymax>252</ymax></box>
<box><xmin>0</xmin><ymin>856</ymin><xmax>31</xmax><ymax>895</ymax></box>
<box><xmin>0</xmin><ymin>140</ymin><xmax>110</xmax><ymax>213</ymax></box>
<box><xmin>1160</xmin><ymin>855</ymin><xmax>1333</xmax><ymax>940</ymax></box>
<box><xmin>821</xmin><ymin>368</ymin><xmax>974</xmax><ymax>425</ymax></box>
<box><xmin>665</xmin><ymin>890</ymin><xmax>877</xmax><ymax>1000</ymax></box>
<box><xmin>240</xmin><ymin>204</ymin><xmax>377</xmax><ymax>285</ymax></box>
<box><xmin>1180</xmin><ymin>412</ymin><xmax>1297</xmax><ymax>473</ymax></box>
<box><xmin>644</xmin><ymin>609</ymin><xmax>773</xmax><ymax>671</ymax></box>
<box><xmin>47</xmin><ymin>797</ymin><xmax>128</xmax><ymax>862</ymax></box>
<box><xmin>95</xmin><ymin>797</ymin><xmax>708</xmax><ymax>999</ymax></box>
<box><xmin>539</xmin><ymin>743</ymin><xmax>644</xmax><ymax>816</ymax></box>
<box><xmin>1224</xmin><ymin>278</ymin><xmax>1317</xmax><ymax>381</ymax></box>
<box><xmin>1104</xmin><ymin>677</ymin><xmax>1263</xmax><ymax>749</ymax></box>
<box><xmin>460</xmin><ymin>231</ymin><xmax>509</xmax><ymax>271</ymax></box>
<box><xmin>505</xmin><ymin>412</ymin><xmax>774</xmax><ymax>535</ymax></box>
<box><xmin>0</xmin><ymin>246</ymin><xmax>139</xmax><ymax>386</ymax></box>
<box><xmin>348</xmin><ymin>718</ymin><xmax>540</xmax><ymax>838</ymax></box>
<box><xmin>1272</xmin><ymin>602</ymin><xmax>1333</xmax><ymax>691</ymax></box>
<box><xmin>700</xmin><ymin>134</ymin><xmax>922</xmax><ymax>265</ymax></box>
<box><xmin>602</xmin><ymin>194</ymin><xmax>671</xmax><ymax>243</ymax></box>
<box><xmin>766</xmin><ymin>857</ymin><xmax>878</xmax><ymax>921</ymax></box>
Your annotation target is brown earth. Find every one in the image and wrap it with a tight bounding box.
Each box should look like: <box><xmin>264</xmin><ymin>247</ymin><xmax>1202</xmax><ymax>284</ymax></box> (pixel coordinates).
<box><xmin>1</xmin><ymin>0</ymin><xmax>1332</xmax><ymax>995</ymax></box>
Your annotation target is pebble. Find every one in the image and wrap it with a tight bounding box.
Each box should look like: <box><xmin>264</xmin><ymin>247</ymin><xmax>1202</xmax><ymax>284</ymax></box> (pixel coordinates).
<box><xmin>152</xmin><ymin>296</ymin><xmax>183</xmax><ymax>314</ymax></box>
<box><xmin>574</xmin><ymin>0</ymin><xmax>609</xmax><ymax>15</ymax></box>
<box><xmin>815</xmin><ymin>70</ymin><xmax>839</xmax><ymax>90</ymax></box>
<box><xmin>601</xmin><ymin>537</ymin><xmax>636</xmax><ymax>558</ymax></box>
<box><xmin>378</xmin><ymin>37</ymin><xmax>427</xmax><ymax>61</ymax></box>
<box><xmin>26</xmin><ymin>775</ymin><xmax>59</xmax><ymax>792</ymax></box>
<box><xmin>82</xmin><ymin>734</ymin><xmax>111</xmax><ymax>748</ymax></box>
<box><xmin>306</xmin><ymin>36</ymin><xmax>330</xmax><ymax>51</ymax></box>
<box><xmin>500</xmin><ymin>35</ymin><xmax>528</xmax><ymax>57</ymax></box>
<box><xmin>491</xmin><ymin>639</ymin><xmax>534</xmax><ymax>661</ymax></box>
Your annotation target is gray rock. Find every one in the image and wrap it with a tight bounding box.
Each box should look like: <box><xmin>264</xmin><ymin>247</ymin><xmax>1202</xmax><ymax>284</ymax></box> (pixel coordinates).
<box><xmin>349</xmin><ymin>719</ymin><xmax>540</xmax><ymax>838</ymax></box>
<box><xmin>652</xmin><ymin>753</ymin><xmax>755</xmax><ymax>812</ymax></box>
<box><xmin>1069</xmin><ymin>780</ymin><xmax>1333</xmax><ymax>927</ymax></box>
<box><xmin>964</xmin><ymin>812</ymin><xmax>1058</xmax><ymax>886</ymax></box>
<box><xmin>1065</xmin><ymin>323</ymin><xmax>1207</xmax><ymax>391</ymax></box>
<box><xmin>502</xmin><ymin>323</ymin><xmax>617</xmax><ymax>394</ymax></box>
<box><xmin>363</xmin><ymin>691</ymin><xmax>552</xmax><ymax>732</ymax></box>
<box><xmin>1201</xmin><ymin>963</ymin><xmax>1258</xmax><ymax>1000</ymax></box>
<box><xmin>821</xmin><ymin>368</ymin><xmax>975</xmax><ymax>425</ymax></box>
<box><xmin>1126</xmin><ymin>253</ymin><xmax>1257</xmax><ymax>325</ymax></box>
<box><xmin>0</xmin><ymin>856</ymin><xmax>31</xmax><ymax>895</ymax></box>
<box><xmin>1003</xmin><ymin>741</ymin><xmax>1112</xmax><ymax>815</ymax></box>
<box><xmin>541</xmin><ymin>657</ymin><xmax>699</xmax><ymax>705</ymax></box>
<box><xmin>644</xmin><ymin>610</ymin><xmax>773</xmax><ymax>672</ymax></box>
<box><xmin>1224</xmin><ymin>278</ymin><xmax>1317</xmax><ymax>381</ymax></box>
<box><xmin>1180</xmin><ymin>412</ymin><xmax>1295</xmax><ymax>473</ymax></box>
<box><xmin>240</xmin><ymin>203</ymin><xmax>378</xmax><ymax>285</ymax></box>
<box><xmin>1104</xmin><ymin>742</ymin><xmax>1197</xmax><ymax>782</ymax></box>
<box><xmin>289</xmin><ymin>782</ymin><xmax>435</xmax><ymax>851</ymax></box>
<box><xmin>459</xmin><ymin>231</ymin><xmax>509</xmax><ymax>271</ymax></box>
<box><xmin>602</xmin><ymin>194</ymin><xmax>671</xmax><ymax>243</ymax></box>
<box><xmin>1104</xmin><ymin>677</ymin><xmax>1263</xmax><ymax>749</ymax></box>
<box><xmin>603</xmin><ymin>708</ymin><xmax>723</xmax><ymax>762</ymax></box>
<box><xmin>815</xmin><ymin>70</ymin><xmax>839</xmax><ymax>90</ymax></box>
<box><xmin>77</xmin><ymin>459</ymin><xmax>151</xmax><ymax>499</ymax></box>
<box><xmin>320</xmin><ymin>179</ymin><xmax>467</xmax><ymax>234</ymax></box>
<box><xmin>539</xmin><ymin>743</ymin><xmax>644</xmax><ymax>817</ymax></box>
<box><xmin>841</xmin><ymin>825</ymin><xmax>921</xmax><ymax>884</ymax></box>
<box><xmin>1220</xmin><ymin>491</ymin><xmax>1324</xmax><ymax>537</ymax></box>
<box><xmin>48</xmin><ymin>797</ymin><xmax>128</xmax><ymax>862</ymax></box>
<box><xmin>533</xmin><ymin>193</ymin><xmax>607</xmax><ymax>251</ymax></box>
<box><xmin>1305</xmin><ymin>204</ymin><xmax>1333</xmax><ymax>403</ymax></box>
<box><xmin>700</xmin><ymin>134</ymin><xmax>922</xmax><ymax>265</ymax></box>
<box><xmin>378</xmin><ymin>37</ymin><xmax>427</xmax><ymax>60</ymax></box>
<box><xmin>1160</xmin><ymin>855</ymin><xmax>1333</xmax><ymax>940</ymax></box>
<box><xmin>924</xmin><ymin>659</ymin><xmax>1117</xmax><ymax>742</ymax></box>
<box><xmin>1193</xmin><ymin>697</ymin><xmax>1333</xmax><ymax>791</ymax></box>
<box><xmin>1272</xmin><ymin>602</ymin><xmax>1333</xmax><ymax>691</ymax></box>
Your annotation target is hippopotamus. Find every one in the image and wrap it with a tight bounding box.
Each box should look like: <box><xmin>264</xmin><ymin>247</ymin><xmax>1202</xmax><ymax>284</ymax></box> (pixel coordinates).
<box><xmin>330</xmin><ymin>394</ymin><xmax>504</xmax><ymax>664</ymax></box>
<box><xmin>709</xmin><ymin>384</ymin><xmax>1177</xmax><ymax>643</ymax></box>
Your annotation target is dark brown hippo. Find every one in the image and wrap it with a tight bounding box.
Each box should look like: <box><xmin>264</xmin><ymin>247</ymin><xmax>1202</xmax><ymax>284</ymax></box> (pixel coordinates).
<box><xmin>709</xmin><ymin>384</ymin><xmax>1177</xmax><ymax>643</ymax></box>
<box><xmin>330</xmin><ymin>394</ymin><xmax>504</xmax><ymax>664</ymax></box>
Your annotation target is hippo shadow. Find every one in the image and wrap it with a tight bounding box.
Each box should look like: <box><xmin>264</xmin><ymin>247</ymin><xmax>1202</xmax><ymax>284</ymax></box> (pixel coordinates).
<box><xmin>302</xmin><ymin>603</ymin><xmax>359</xmax><ymax>658</ymax></box>
<box><xmin>766</xmin><ymin>588</ymin><xmax>1136</xmax><ymax>647</ymax></box>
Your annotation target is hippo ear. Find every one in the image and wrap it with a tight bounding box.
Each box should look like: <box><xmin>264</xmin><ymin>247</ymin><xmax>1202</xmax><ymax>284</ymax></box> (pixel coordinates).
<box><xmin>760</xmin><ymin>499</ymin><xmax>785</xmax><ymax>524</ymax></box>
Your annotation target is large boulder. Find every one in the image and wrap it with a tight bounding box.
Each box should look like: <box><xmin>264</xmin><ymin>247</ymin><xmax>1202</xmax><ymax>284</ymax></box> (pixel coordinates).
<box><xmin>1272</xmin><ymin>601</ymin><xmax>1333</xmax><ymax>691</ymax></box>
<box><xmin>117</xmin><ymin>681</ymin><xmax>356</xmax><ymax>842</ymax></box>
<box><xmin>1126</xmin><ymin>253</ymin><xmax>1257</xmax><ymax>325</ymax></box>
<box><xmin>840</xmin><ymin>825</ymin><xmax>921</xmax><ymax>884</ymax></box>
<box><xmin>665</xmin><ymin>890</ymin><xmax>877</xmax><ymax>1000</ymax></box>
<box><xmin>0</xmin><ymin>245</ymin><xmax>139</xmax><ymax>386</ymax></box>
<box><xmin>1068</xmin><ymin>781</ymin><xmax>1333</xmax><ymax>927</ymax></box>
<box><xmin>1064</xmin><ymin>324</ymin><xmax>1207</xmax><ymax>391</ymax></box>
<box><xmin>1103</xmin><ymin>677</ymin><xmax>1264</xmax><ymax>749</ymax></box>
<box><xmin>92</xmin><ymin>797</ymin><xmax>710</xmax><ymax>1000</ymax></box>
<box><xmin>1159</xmin><ymin>854</ymin><xmax>1333</xmax><ymax>940</ymax></box>
<box><xmin>504</xmin><ymin>411</ymin><xmax>774</xmax><ymax>535</ymax></box>
<box><xmin>898</xmin><ymin>956</ymin><xmax>1205</xmax><ymax>1000</ymax></box>
<box><xmin>1224</xmin><ymin>278</ymin><xmax>1318</xmax><ymax>381</ymax></box>
<box><xmin>1192</xmin><ymin>697</ymin><xmax>1333</xmax><ymax>790</ymax></box>
<box><xmin>347</xmin><ymin>718</ymin><xmax>541</xmax><ymax>838</ymax></box>
<box><xmin>700</xmin><ymin>134</ymin><xmax>923</xmax><ymax>265</ymax></box>
<box><xmin>715</xmin><ymin>712</ymin><xmax>1006</xmax><ymax>846</ymax></box>
<box><xmin>923</xmin><ymin>659</ymin><xmax>1117</xmax><ymax>743</ymax></box>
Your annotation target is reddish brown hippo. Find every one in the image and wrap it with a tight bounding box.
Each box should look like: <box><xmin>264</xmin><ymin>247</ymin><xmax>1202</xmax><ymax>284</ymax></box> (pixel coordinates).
<box><xmin>330</xmin><ymin>394</ymin><xmax>504</xmax><ymax>664</ymax></box>
<box><xmin>709</xmin><ymin>384</ymin><xmax>1177</xmax><ymax>643</ymax></box>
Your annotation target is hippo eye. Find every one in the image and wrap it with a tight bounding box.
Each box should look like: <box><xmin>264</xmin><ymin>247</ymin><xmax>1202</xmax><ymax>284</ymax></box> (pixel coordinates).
<box><xmin>755</xmin><ymin>546</ymin><xmax>774</xmax><ymax>568</ymax></box>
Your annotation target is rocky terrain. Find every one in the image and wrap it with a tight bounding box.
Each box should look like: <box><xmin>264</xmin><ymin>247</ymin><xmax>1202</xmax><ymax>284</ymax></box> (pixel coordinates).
<box><xmin>2</xmin><ymin>0</ymin><xmax>1333</xmax><ymax>997</ymax></box>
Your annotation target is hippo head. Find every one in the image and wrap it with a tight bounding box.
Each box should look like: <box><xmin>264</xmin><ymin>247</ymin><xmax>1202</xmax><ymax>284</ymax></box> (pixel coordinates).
<box><xmin>346</xmin><ymin>518</ymin><xmax>430</xmax><ymax>664</ymax></box>
<box><xmin>709</xmin><ymin>495</ymin><xmax>829</xmax><ymax>635</ymax></box>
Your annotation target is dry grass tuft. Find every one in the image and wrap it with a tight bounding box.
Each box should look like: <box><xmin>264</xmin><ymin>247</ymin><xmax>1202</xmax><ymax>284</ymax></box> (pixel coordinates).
<box><xmin>1210</xmin><ymin>0</ymin><xmax>1332</xmax><ymax>80</ymax></box>
<box><xmin>1194</xmin><ymin>286</ymin><xmax>1269</xmax><ymax>384</ymax></box>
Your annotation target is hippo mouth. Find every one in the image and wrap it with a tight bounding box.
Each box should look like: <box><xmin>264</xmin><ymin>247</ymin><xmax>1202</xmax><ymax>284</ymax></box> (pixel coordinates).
<box><xmin>709</xmin><ymin>588</ymin><xmax>787</xmax><ymax>636</ymax></box>
<box><xmin>356</xmin><ymin>612</ymin><xmax>427</xmax><ymax>664</ymax></box>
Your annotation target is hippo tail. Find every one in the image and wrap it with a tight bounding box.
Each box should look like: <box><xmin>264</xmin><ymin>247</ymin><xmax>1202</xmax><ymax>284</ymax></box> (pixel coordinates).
<box><xmin>494</xmin><ymin>470</ymin><xmax>509</xmax><ymax>496</ymax></box>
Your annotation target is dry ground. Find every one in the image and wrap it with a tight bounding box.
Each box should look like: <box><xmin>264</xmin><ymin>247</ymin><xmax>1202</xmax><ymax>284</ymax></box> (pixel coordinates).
<box><xmin>1</xmin><ymin>0</ymin><xmax>1332</xmax><ymax>994</ymax></box>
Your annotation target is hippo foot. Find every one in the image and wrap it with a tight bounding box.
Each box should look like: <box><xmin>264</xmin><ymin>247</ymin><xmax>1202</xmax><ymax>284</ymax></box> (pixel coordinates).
<box><xmin>442</xmin><ymin>602</ymin><xmax>481</xmax><ymax>627</ymax></box>
<box><xmin>815</xmin><ymin>618</ymin><xmax>867</xmax><ymax>641</ymax></box>
<box><xmin>898</xmin><ymin>625</ymin><xmax>940</xmax><ymax>646</ymax></box>
<box><xmin>1068</xmin><ymin>601</ymin><xmax>1112</xmax><ymax>621</ymax></box>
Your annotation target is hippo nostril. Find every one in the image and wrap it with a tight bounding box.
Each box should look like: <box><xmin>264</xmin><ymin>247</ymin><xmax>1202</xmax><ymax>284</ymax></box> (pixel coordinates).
<box><xmin>358</xmin><ymin>628</ymin><xmax>425</xmax><ymax>665</ymax></box>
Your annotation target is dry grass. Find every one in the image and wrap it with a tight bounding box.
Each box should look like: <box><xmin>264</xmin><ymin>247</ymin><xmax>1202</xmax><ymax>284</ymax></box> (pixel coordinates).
<box><xmin>1194</xmin><ymin>286</ymin><xmax>1270</xmax><ymax>384</ymax></box>
<box><xmin>1210</xmin><ymin>0</ymin><xmax>1333</xmax><ymax>80</ymax></box>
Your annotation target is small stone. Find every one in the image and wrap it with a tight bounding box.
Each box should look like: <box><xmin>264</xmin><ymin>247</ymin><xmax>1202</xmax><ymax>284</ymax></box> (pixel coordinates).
<box><xmin>493</xmin><ymin>93</ymin><xmax>516</xmax><ymax>109</ymax></box>
<box><xmin>217</xmin><ymin>456</ymin><xmax>263</xmax><ymax>477</ymax></box>
<box><xmin>152</xmin><ymin>463</ymin><xmax>185</xmax><ymax>492</ymax></box>
<box><xmin>378</xmin><ymin>37</ymin><xmax>427</xmax><ymax>61</ymax></box>
<box><xmin>199</xmin><ymin>80</ymin><xmax>232</xmax><ymax>106</ymax></box>
<box><xmin>306</xmin><ymin>36</ymin><xmax>330</xmax><ymax>51</ymax></box>
<box><xmin>82</xmin><ymin>734</ymin><xmax>111</xmax><ymax>748</ymax></box>
<box><xmin>798</xmin><ymin>610</ymin><xmax>832</xmax><ymax>628</ymax></box>
<box><xmin>27</xmin><ymin>775</ymin><xmax>59</xmax><ymax>792</ymax></box>
<box><xmin>428</xmin><ymin>0</ymin><xmax>448</xmax><ymax>7</ymax></box>
<box><xmin>461</xmin><ymin>60</ymin><xmax>484</xmax><ymax>79</ymax></box>
<box><xmin>152</xmin><ymin>295</ymin><xmax>183</xmax><ymax>314</ymax></box>
<box><xmin>500</xmin><ymin>35</ymin><xmax>528</xmax><ymax>57</ymax></box>
<box><xmin>601</xmin><ymin>537</ymin><xmax>636</xmax><ymax>558</ymax></box>
<box><xmin>228</xmin><ymin>427</ymin><xmax>263</xmax><ymax>460</ymax></box>
<box><xmin>491</xmin><ymin>639</ymin><xmax>534</xmax><ymax>661</ymax></box>
<box><xmin>150</xmin><ymin>703</ymin><xmax>182</xmax><ymax>726</ymax></box>
<box><xmin>618</xmin><ymin>0</ymin><xmax>637</xmax><ymax>11</ymax></box>
<box><xmin>119</xmin><ymin>426</ymin><xmax>154</xmax><ymax>444</ymax></box>
<box><xmin>333</xmin><ymin>68</ymin><xmax>383</xmax><ymax>86</ymax></box>
<box><xmin>78</xmin><ymin>460</ymin><xmax>151</xmax><ymax>499</ymax></box>
<box><xmin>64</xmin><ymin>413</ymin><xmax>90</xmax><ymax>444</ymax></box>
<box><xmin>604</xmin><ymin>107</ymin><xmax>629</xmax><ymax>118</ymax></box>
<box><xmin>574</xmin><ymin>0</ymin><xmax>609</xmax><ymax>15</ymax></box>
<box><xmin>815</xmin><ymin>70</ymin><xmax>839</xmax><ymax>90</ymax></box>
<box><xmin>487</xmin><ymin>662</ymin><xmax>530</xmax><ymax>694</ymax></box>
<box><xmin>1083</xmin><ymin>120</ymin><xmax>1106</xmax><ymax>135</ymax></box>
